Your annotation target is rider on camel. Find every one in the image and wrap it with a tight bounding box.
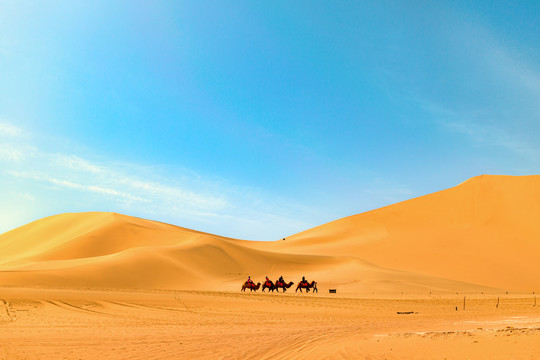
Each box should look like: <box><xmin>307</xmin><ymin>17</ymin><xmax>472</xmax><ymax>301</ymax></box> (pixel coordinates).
<box><xmin>278</xmin><ymin>275</ymin><xmax>284</xmax><ymax>286</ymax></box>
<box><xmin>265</xmin><ymin>276</ymin><xmax>271</xmax><ymax>286</ymax></box>
<box><xmin>246</xmin><ymin>276</ymin><xmax>254</xmax><ymax>285</ymax></box>
<box><xmin>301</xmin><ymin>276</ymin><xmax>310</xmax><ymax>292</ymax></box>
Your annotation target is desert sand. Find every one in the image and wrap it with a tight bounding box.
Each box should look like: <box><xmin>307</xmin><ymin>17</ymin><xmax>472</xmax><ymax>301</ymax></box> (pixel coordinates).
<box><xmin>0</xmin><ymin>288</ymin><xmax>538</xmax><ymax>359</ymax></box>
<box><xmin>0</xmin><ymin>175</ymin><xmax>539</xmax><ymax>359</ymax></box>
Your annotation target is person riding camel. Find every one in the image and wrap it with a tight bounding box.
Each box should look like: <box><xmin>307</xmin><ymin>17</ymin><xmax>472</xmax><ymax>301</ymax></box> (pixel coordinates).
<box><xmin>301</xmin><ymin>276</ymin><xmax>310</xmax><ymax>292</ymax></box>
<box><xmin>278</xmin><ymin>275</ymin><xmax>284</xmax><ymax>286</ymax></box>
<box><xmin>246</xmin><ymin>276</ymin><xmax>254</xmax><ymax>285</ymax></box>
<box><xmin>265</xmin><ymin>276</ymin><xmax>271</xmax><ymax>286</ymax></box>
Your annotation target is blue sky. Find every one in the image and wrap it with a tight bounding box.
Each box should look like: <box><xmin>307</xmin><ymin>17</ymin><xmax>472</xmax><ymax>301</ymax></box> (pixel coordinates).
<box><xmin>1</xmin><ymin>1</ymin><xmax>539</xmax><ymax>240</ymax></box>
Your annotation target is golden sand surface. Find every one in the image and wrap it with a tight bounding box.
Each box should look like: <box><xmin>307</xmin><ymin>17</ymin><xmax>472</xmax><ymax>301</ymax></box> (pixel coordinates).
<box><xmin>0</xmin><ymin>287</ymin><xmax>538</xmax><ymax>359</ymax></box>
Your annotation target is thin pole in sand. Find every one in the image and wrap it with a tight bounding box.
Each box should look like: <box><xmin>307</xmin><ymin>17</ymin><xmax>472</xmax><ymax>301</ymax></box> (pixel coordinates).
<box><xmin>496</xmin><ymin>296</ymin><xmax>500</xmax><ymax>309</ymax></box>
<box><xmin>463</xmin><ymin>296</ymin><xmax>466</xmax><ymax>310</ymax></box>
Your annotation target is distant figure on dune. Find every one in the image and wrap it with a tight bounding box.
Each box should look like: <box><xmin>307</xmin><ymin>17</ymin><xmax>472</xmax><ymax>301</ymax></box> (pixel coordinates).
<box><xmin>296</xmin><ymin>277</ymin><xmax>318</xmax><ymax>293</ymax></box>
<box><xmin>275</xmin><ymin>275</ymin><xmax>294</xmax><ymax>292</ymax></box>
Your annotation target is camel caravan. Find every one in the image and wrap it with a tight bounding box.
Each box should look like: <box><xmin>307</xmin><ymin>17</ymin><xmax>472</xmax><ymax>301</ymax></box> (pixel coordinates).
<box><xmin>241</xmin><ymin>275</ymin><xmax>318</xmax><ymax>293</ymax></box>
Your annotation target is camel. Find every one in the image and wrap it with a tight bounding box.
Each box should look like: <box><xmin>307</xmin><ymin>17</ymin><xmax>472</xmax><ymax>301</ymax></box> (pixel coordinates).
<box><xmin>296</xmin><ymin>280</ymin><xmax>318</xmax><ymax>293</ymax></box>
<box><xmin>262</xmin><ymin>280</ymin><xmax>276</xmax><ymax>292</ymax></box>
<box><xmin>274</xmin><ymin>281</ymin><xmax>294</xmax><ymax>292</ymax></box>
<box><xmin>241</xmin><ymin>282</ymin><xmax>261</xmax><ymax>292</ymax></box>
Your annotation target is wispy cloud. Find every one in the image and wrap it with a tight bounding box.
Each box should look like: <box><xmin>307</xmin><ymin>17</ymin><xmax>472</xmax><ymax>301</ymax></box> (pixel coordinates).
<box><xmin>0</xmin><ymin>144</ymin><xmax>25</xmax><ymax>162</ymax></box>
<box><xmin>57</xmin><ymin>155</ymin><xmax>106</xmax><ymax>175</ymax></box>
<box><xmin>7</xmin><ymin>170</ymin><xmax>149</xmax><ymax>202</ymax></box>
<box><xmin>51</xmin><ymin>154</ymin><xmax>228</xmax><ymax>212</ymax></box>
<box><xmin>483</xmin><ymin>43</ymin><xmax>540</xmax><ymax>103</ymax></box>
<box><xmin>417</xmin><ymin>17</ymin><xmax>540</xmax><ymax>162</ymax></box>
<box><xmin>0</xmin><ymin>121</ymin><xmax>315</xmax><ymax>239</ymax></box>
<box><xmin>4</xmin><ymin>151</ymin><xmax>229</xmax><ymax>217</ymax></box>
<box><xmin>0</xmin><ymin>122</ymin><xmax>23</xmax><ymax>137</ymax></box>
<box><xmin>0</xmin><ymin>123</ymin><xmax>34</xmax><ymax>162</ymax></box>
<box><xmin>419</xmin><ymin>97</ymin><xmax>540</xmax><ymax>161</ymax></box>
<box><xmin>440</xmin><ymin>118</ymin><xmax>540</xmax><ymax>158</ymax></box>
<box><xmin>420</xmin><ymin>94</ymin><xmax>540</xmax><ymax>160</ymax></box>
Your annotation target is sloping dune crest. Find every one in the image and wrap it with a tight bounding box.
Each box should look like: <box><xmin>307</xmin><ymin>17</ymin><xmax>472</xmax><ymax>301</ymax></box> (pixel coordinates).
<box><xmin>0</xmin><ymin>175</ymin><xmax>537</xmax><ymax>293</ymax></box>
<box><xmin>256</xmin><ymin>175</ymin><xmax>540</xmax><ymax>292</ymax></box>
<box><xmin>0</xmin><ymin>212</ymin><xmax>476</xmax><ymax>292</ymax></box>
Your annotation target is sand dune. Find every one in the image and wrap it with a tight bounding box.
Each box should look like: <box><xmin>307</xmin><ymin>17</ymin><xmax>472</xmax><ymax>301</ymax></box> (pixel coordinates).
<box><xmin>0</xmin><ymin>212</ymin><xmax>469</xmax><ymax>292</ymax></box>
<box><xmin>0</xmin><ymin>175</ymin><xmax>538</xmax><ymax>293</ymax></box>
<box><xmin>0</xmin><ymin>212</ymin><xmax>491</xmax><ymax>293</ymax></box>
<box><xmin>257</xmin><ymin>175</ymin><xmax>540</xmax><ymax>292</ymax></box>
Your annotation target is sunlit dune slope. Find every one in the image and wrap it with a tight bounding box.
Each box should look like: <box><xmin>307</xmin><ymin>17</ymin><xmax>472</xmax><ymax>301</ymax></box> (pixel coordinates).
<box><xmin>256</xmin><ymin>175</ymin><xmax>540</xmax><ymax>292</ymax></box>
<box><xmin>0</xmin><ymin>212</ymin><xmax>325</xmax><ymax>290</ymax></box>
<box><xmin>1</xmin><ymin>175</ymin><xmax>536</xmax><ymax>293</ymax></box>
<box><xmin>0</xmin><ymin>212</ymin><xmax>490</xmax><ymax>293</ymax></box>
<box><xmin>0</xmin><ymin>212</ymin><xmax>206</xmax><ymax>263</ymax></box>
